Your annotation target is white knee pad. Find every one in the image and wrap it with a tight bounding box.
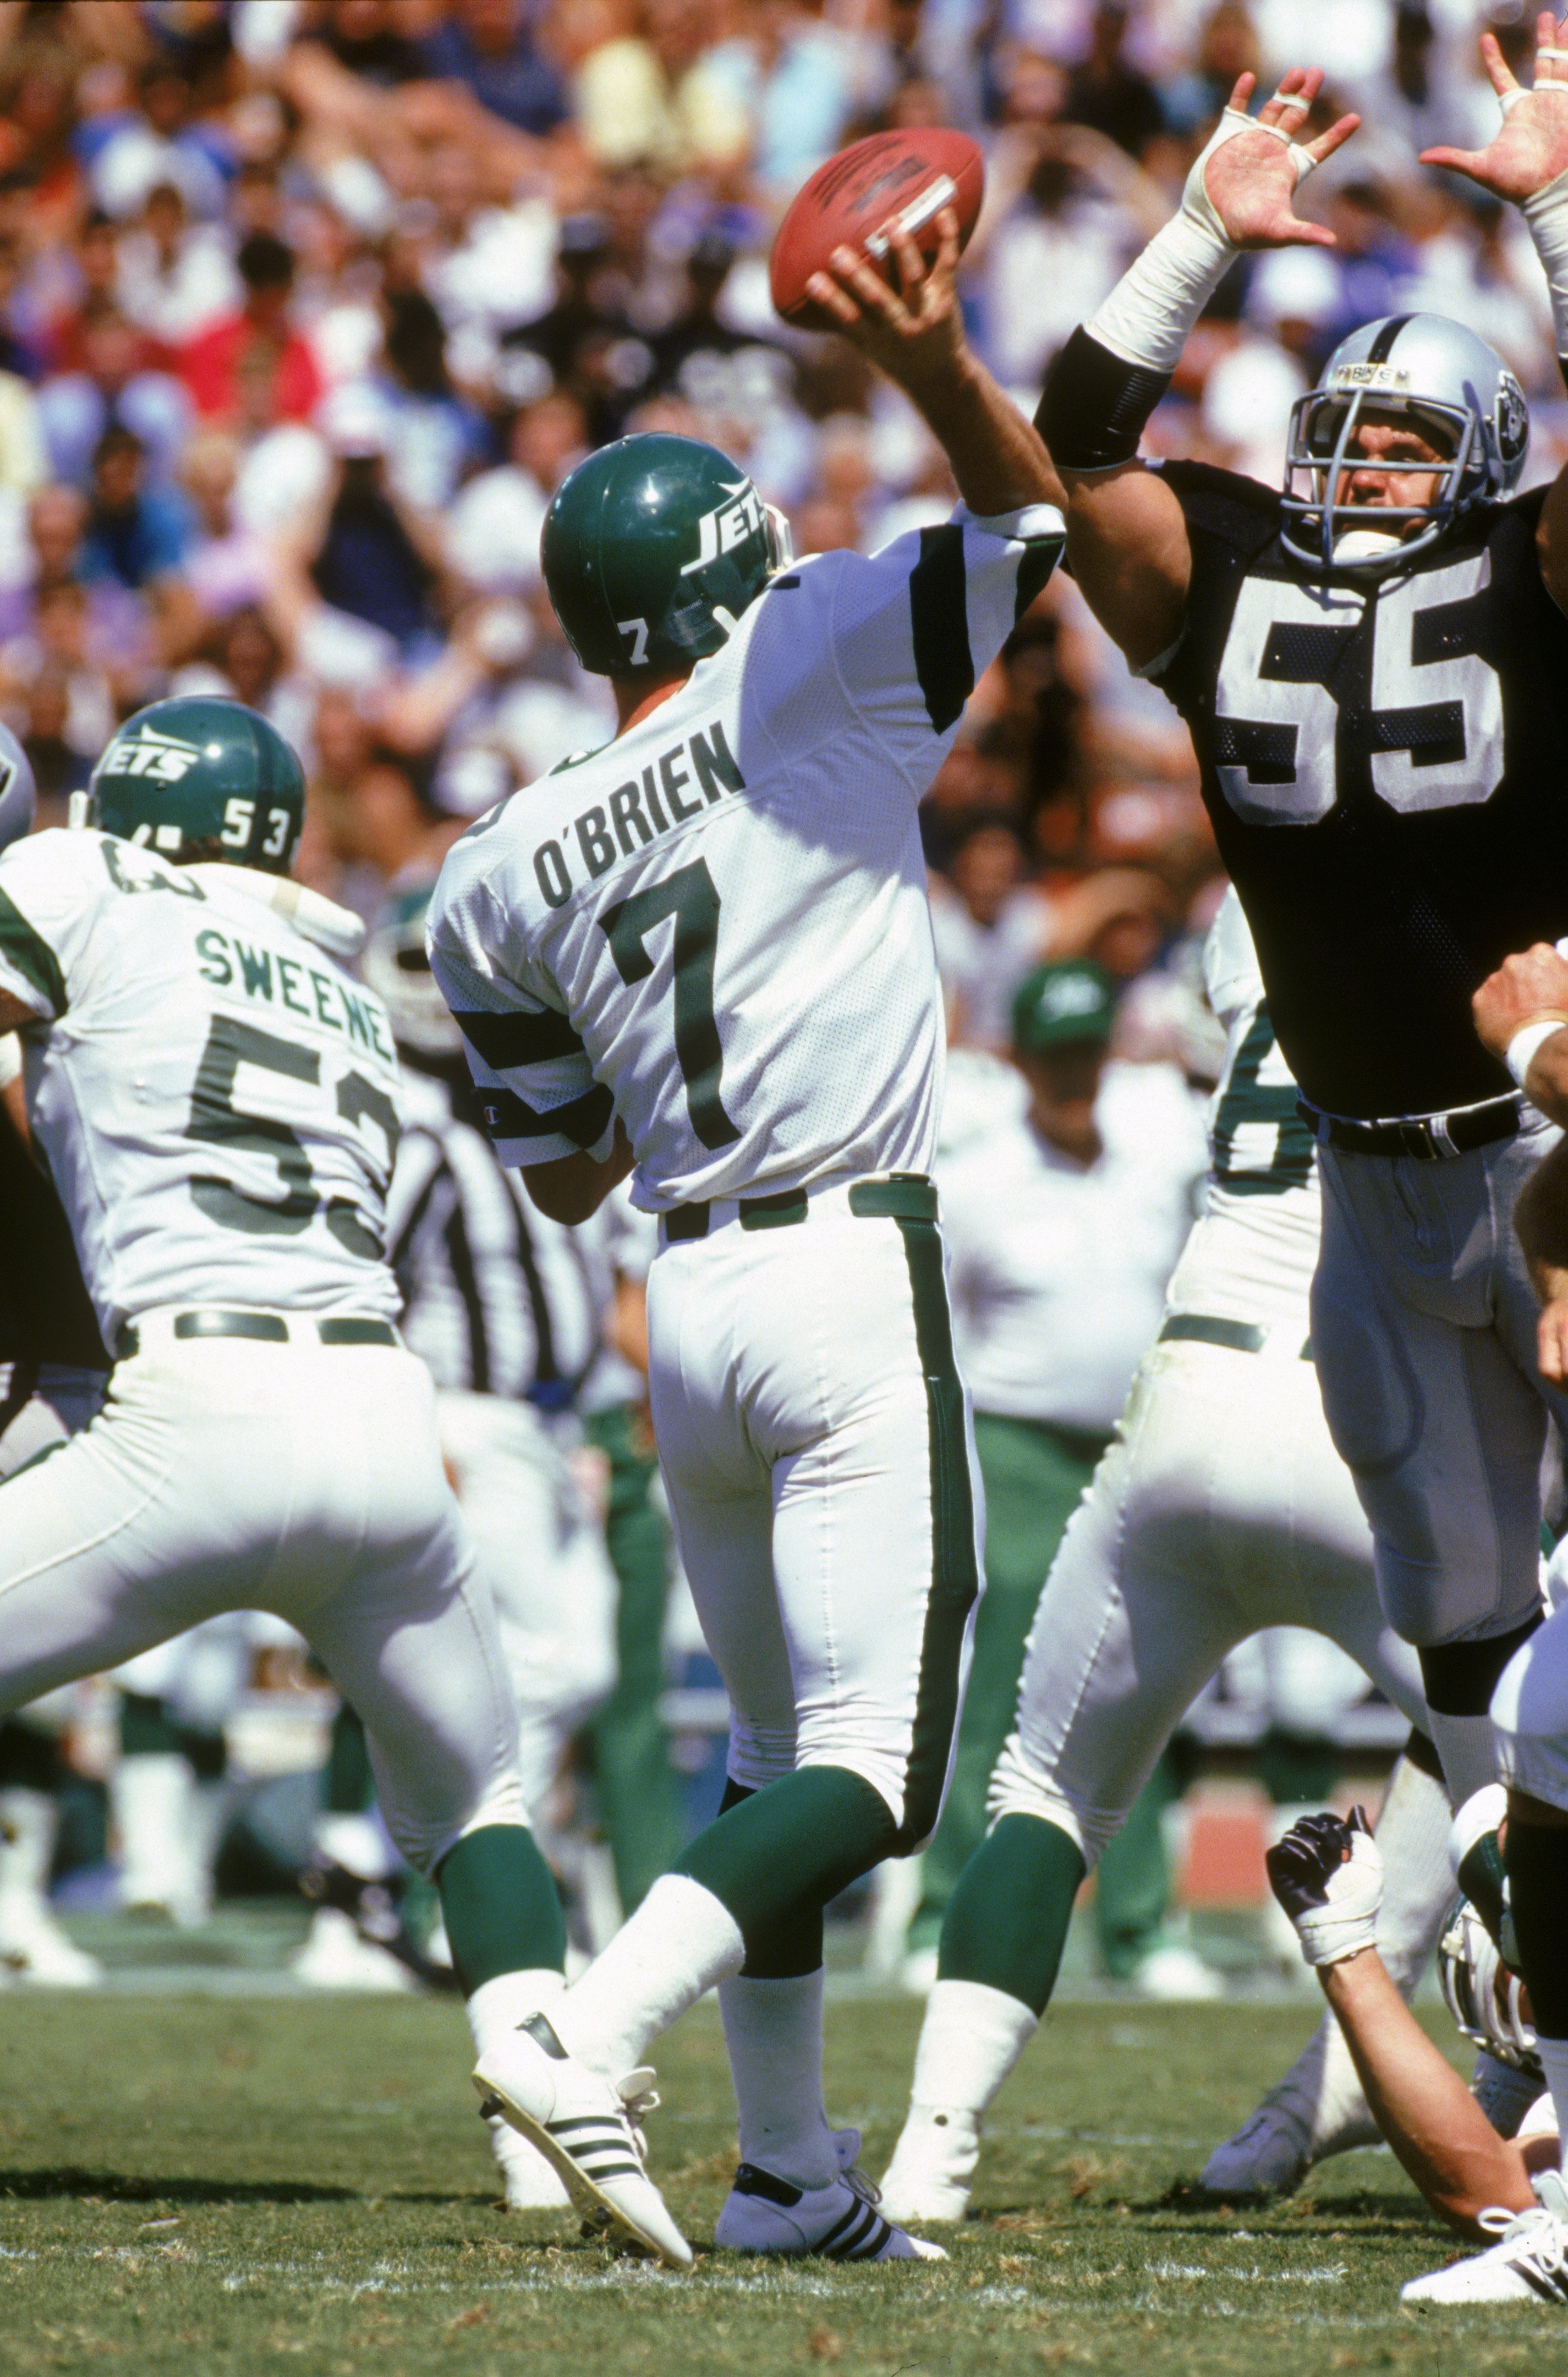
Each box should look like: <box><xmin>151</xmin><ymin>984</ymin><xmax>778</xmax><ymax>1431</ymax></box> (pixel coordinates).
<box><xmin>986</xmin><ymin>1731</ymin><xmax>1124</xmax><ymax>1872</ymax></box>
<box><xmin>724</xmin><ymin>1721</ymin><xmax>798</xmax><ymax>1797</ymax></box>
<box><xmin>1492</xmin><ymin>1618</ymin><xmax>1568</xmax><ymax>1816</ymax></box>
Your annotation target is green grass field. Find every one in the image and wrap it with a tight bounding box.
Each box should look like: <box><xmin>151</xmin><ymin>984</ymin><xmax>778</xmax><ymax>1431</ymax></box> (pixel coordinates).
<box><xmin>0</xmin><ymin>1990</ymin><xmax>1556</xmax><ymax>2375</ymax></box>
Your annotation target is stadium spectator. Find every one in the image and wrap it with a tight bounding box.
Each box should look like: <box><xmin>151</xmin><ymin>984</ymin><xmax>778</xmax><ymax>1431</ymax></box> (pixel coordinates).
<box><xmin>179</xmin><ymin>231</ymin><xmax>324</xmax><ymax>427</ymax></box>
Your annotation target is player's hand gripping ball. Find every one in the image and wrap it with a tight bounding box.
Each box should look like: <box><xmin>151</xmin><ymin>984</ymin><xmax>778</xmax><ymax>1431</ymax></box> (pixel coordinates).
<box><xmin>769</xmin><ymin>128</ymin><xmax>985</xmax><ymax>331</ymax></box>
<box><xmin>1266</xmin><ymin>1806</ymin><xmax>1384</xmax><ymax>1967</ymax></box>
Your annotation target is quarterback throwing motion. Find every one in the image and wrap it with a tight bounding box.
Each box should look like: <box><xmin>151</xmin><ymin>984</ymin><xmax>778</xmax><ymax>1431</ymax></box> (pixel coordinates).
<box><xmin>430</xmin><ymin>212</ymin><xmax>1065</xmax><ymax>2266</ymax></box>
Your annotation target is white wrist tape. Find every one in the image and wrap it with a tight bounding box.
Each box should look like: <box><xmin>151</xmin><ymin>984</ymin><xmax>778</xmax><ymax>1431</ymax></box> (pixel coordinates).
<box><xmin>1506</xmin><ymin>1016</ymin><xmax>1568</xmax><ymax>1090</ymax></box>
<box><xmin>1522</xmin><ymin>163</ymin><xmax>1568</xmax><ymax>358</ymax></box>
<box><xmin>1088</xmin><ymin>99</ymin><xmax>1315</xmax><ymax>374</ymax></box>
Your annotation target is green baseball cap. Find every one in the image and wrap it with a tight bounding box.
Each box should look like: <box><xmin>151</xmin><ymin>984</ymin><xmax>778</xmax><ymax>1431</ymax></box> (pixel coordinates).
<box><xmin>1010</xmin><ymin>959</ymin><xmax>1115</xmax><ymax>1053</ymax></box>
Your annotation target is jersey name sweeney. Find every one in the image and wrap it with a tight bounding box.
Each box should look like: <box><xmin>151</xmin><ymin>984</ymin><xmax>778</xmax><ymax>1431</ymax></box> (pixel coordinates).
<box><xmin>194</xmin><ymin>926</ymin><xmax>395</xmax><ymax>1063</ymax></box>
<box><xmin>532</xmin><ymin>717</ymin><xmax>744</xmax><ymax>910</ymax></box>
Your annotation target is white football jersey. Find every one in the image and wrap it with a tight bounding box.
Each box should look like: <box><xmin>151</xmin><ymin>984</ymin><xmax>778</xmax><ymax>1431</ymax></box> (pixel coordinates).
<box><xmin>1163</xmin><ymin>886</ymin><xmax>1321</xmax><ymax>1330</ymax></box>
<box><xmin>428</xmin><ymin>503</ymin><xmax>1065</xmax><ymax>1210</ymax></box>
<box><xmin>0</xmin><ymin>830</ymin><xmax>403</xmax><ymax>1340</ymax></box>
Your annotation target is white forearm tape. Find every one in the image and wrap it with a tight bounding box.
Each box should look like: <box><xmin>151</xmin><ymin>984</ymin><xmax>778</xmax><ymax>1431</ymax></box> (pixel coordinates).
<box><xmin>1087</xmin><ymin>96</ymin><xmax>1316</xmax><ymax>374</ymax></box>
<box><xmin>1506</xmin><ymin>1015</ymin><xmax>1568</xmax><ymax>1090</ymax></box>
<box><xmin>1522</xmin><ymin>164</ymin><xmax>1568</xmax><ymax>361</ymax></box>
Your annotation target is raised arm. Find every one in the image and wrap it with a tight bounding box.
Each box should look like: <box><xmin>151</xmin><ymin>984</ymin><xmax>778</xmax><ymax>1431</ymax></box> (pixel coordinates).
<box><xmin>1267</xmin><ymin>1810</ymin><xmax>1535</xmax><ymax>2236</ymax></box>
<box><xmin>1035</xmin><ymin>69</ymin><xmax>1358</xmax><ymax>670</ymax></box>
<box><xmin>1420</xmin><ymin>13</ymin><xmax>1568</xmax><ymax>615</ymax></box>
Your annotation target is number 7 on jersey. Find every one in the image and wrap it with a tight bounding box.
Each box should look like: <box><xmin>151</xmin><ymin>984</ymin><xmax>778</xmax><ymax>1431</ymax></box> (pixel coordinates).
<box><xmin>600</xmin><ymin>858</ymin><xmax>740</xmax><ymax>1151</ymax></box>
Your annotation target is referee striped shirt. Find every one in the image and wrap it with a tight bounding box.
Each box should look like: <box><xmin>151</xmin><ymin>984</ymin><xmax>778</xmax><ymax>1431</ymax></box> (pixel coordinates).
<box><xmin>387</xmin><ymin>1063</ymin><xmax>604</xmax><ymax>1406</ymax></box>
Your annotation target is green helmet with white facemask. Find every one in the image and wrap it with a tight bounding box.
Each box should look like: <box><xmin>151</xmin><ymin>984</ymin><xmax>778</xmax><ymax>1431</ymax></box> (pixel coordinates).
<box><xmin>541</xmin><ymin>432</ymin><xmax>791</xmax><ymax>676</ymax></box>
<box><xmin>87</xmin><ymin>696</ymin><xmax>307</xmax><ymax>875</ymax></box>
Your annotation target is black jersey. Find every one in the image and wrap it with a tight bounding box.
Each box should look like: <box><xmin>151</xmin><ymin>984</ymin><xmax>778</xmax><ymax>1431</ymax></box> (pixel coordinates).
<box><xmin>1153</xmin><ymin>459</ymin><xmax>1568</xmax><ymax>1120</ymax></box>
<box><xmin>0</xmin><ymin>1093</ymin><xmax>108</xmax><ymax>1371</ymax></box>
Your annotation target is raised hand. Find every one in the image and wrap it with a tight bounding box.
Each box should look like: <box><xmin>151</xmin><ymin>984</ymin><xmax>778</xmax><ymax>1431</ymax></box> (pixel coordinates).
<box><xmin>1421</xmin><ymin>10</ymin><xmax>1568</xmax><ymax>200</ymax></box>
<box><xmin>1201</xmin><ymin>68</ymin><xmax>1361</xmax><ymax>250</ymax></box>
<box><xmin>805</xmin><ymin>207</ymin><xmax>966</xmax><ymax>394</ymax></box>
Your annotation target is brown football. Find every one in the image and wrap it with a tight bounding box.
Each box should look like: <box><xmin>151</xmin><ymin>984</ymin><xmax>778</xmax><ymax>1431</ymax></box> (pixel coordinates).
<box><xmin>769</xmin><ymin>128</ymin><xmax>985</xmax><ymax>331</ymax></box>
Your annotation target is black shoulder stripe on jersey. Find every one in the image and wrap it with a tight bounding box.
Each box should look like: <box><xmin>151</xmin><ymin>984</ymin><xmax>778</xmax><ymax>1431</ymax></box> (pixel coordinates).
<box><xmin>910</xmin><ymin>523</ymin><xmax>973</xmax><ymax>735</ymax></box>
<box><xmin>454</xmin><ymin>1004</ymin><xmax>586</xmax><ymax>1069</ymax></box>
<box><xmin>1013</xmin><ymin>534</ymin><xmax>1064</xmax><ymax>623</ymax></box>
<box><xmin>479</xmin><ymin>1081</ymin><xmax>614</xmax><ymax>1153</ymax></box>
<box><xmin>0</xmin><ymin>887</ymin><xmax>66</xmax><ymax>1019</ymax></box>
<box><xmin>1367</xmin><ymin>315</ymin><xmax>1411</xmax><ymax>363</ymax></box>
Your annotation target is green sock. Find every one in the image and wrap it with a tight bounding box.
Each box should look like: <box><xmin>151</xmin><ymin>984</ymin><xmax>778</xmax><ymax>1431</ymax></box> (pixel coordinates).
<box><xmin>324</xmin><ymin>1703</ymin><xmax>374</xmax><ymax>1813</ymax></box>
<box><xmin>937</xmin><ymin>1814</ymin><xmax>1085</xmax><ymax>2016</ymax></box>
<box><xmin>677</xmin><ymin>1766</ymin><xmax>896</xmax><ymax>1941</ymax></box>
<box><xmin>715</xmin><ymin>1779</ymin><xmax>826</xmax><ymax>1977</ymax></box>
<box><xmin>436</xmin><ymin>1823</ymin><xmax>566</xmax><ymax>1996</ymax></box>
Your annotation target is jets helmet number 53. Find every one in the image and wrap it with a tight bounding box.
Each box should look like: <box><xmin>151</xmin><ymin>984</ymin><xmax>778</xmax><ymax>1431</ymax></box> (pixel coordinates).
<box><xmin>87</xmin><ymin>696</ymin><xmax>307</xmax><ymax>875</ymax></box>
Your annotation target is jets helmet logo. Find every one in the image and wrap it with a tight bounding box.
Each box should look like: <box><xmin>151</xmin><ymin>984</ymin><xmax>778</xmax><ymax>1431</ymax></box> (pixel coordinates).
<box><xmin>101</xmin><ymin>723</ymin><xmax>205</xmax><ymax>783</ymax></box>
<box><xmin>681</xmin><ymin>478</ymin><xmax>767</xmax><ymax>576</ymax></box>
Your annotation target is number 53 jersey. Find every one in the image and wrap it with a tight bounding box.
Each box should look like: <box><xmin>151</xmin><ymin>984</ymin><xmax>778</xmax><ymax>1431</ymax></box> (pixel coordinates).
<box><xmin>0</xmin><ymin>830</ymin><xmax>402</xmax><ymax>1342</ymax></box>
<box><xmin>428</xmin><ymin>504</ymin><xmax>1064</xmax><ymax>1210</ymax></box>
<box><xmin>1149</xmin><ymin>460</ymin><xmax>1568</xmax><ymax>1122</ymax></box>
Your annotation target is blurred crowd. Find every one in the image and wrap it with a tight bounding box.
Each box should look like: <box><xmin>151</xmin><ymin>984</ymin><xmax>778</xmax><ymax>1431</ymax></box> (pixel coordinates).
<box><xmin>1</xmin><ymin>0</ymin><xmax>1555</xmax><ymax>1989</ymax></box>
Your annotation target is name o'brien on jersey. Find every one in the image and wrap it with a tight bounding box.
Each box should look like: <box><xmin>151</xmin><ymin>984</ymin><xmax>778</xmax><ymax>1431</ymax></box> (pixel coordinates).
<box><xmin>531</xmin><ymin>719</ymin><xmax>745</xmax><ymax>909</ymax></box>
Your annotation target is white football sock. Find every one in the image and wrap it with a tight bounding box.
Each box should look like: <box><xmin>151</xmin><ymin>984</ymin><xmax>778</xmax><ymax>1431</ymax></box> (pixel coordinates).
<box><xmin>910</xmin><ymin>1978</ymin><xmax>1038</xmax><ymax>2120</ymax></box>
<box><xmin>1533</xmin><ymin>2035</ymin><xmax>1568</xmax><ymax>2177</ymax></box>
<box><xmin>719</xmin><ymin>1969</ymin><xmax>838</xmax><ymax>2190</ymax></box>
<box><xmin>552</xmin><ymin>1873</ymin><xmax>745</xmax><ymax>2080</ymax></box>
<box><xmin>466</xmin><ymin>1967</ymin><xmax>566</xmax><ymax>2060</ymax></box>
<box><xmin>1425</xmin><ymin>1711</ymin><xmax>1499</xmax><ymax>1811</ymax></box>
<box><xmin>1370</xmin><ymin>1751</ymin><xmax>1456</xmax><ymax>1994</ymax></box>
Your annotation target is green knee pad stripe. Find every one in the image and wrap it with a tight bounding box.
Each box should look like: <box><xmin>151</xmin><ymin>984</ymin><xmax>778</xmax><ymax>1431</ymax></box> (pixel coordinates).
<box><xmin>939</xmin><ymin>1813</ymin><xmax>1086</xmax><ymax>2016</ymax></box>
<box><xmin>889</xmin><ymin>1209</ymin><xmax>980</xmax><ymax>1849</ymax></box>
<box><xmin>436</xmin><ymin>1822</ymin><xmax>566</xmax><ymax>1997</ymax></box>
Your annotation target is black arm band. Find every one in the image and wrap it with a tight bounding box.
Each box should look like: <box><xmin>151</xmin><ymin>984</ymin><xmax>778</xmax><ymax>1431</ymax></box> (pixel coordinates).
<box><xmin>1035</xmin><ymin>325</ymin><xmax>1172</xmax><ymax>471</ymax></box>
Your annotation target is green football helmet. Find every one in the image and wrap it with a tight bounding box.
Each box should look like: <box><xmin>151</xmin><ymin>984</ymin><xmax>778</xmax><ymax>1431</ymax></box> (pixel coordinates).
<box><xmin>87</xmin><ymin>696</ymin><xmax>307</xmax><ymax>876</ymax></box>
<box><xmin>541</xmin><ymin>431</ymin><xmax>790</xmax><ymax>676</ymax></box>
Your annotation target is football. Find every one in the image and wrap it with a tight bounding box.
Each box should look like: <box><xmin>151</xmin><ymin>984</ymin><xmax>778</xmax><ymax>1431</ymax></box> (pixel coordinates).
<box><xmin>769</xmin><ymin>127</ymin><xmax>985</xmax><ymax>331</ymax></box>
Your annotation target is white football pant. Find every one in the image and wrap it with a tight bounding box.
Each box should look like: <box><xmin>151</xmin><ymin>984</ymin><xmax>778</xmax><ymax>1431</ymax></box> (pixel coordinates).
<box><xmin>435</xmin><ymin>1389</ymin><xmax>616</xmax><ymax>1818</ymax></box>
<box><xmin>647</xmin><ymin>1180</ymin><xmax>981</xmax><ymax>1844</ymax></box>
<box><xmin>0</xmin><ymin>1324</ymin><xmax>528</xmax><ymax>1876</ymax></box>
<box><xmin>988</xmin><ymin>1333</ymin><xmax>1428</xmax><ymax>1864</ymax></box>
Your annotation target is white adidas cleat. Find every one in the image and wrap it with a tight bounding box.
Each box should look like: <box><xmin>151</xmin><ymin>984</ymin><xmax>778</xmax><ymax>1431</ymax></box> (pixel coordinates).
<box><xmin>878</xmin><ymin>2102</ymin><xmax>980</xmax><ymax>2224</ymax></box>
<box><xmin>485</xmin><ymin>2111</ymin><xmax>571</xmax><ymax>2210</ymax></box>
<box><xmin>1198</xmin><ymin>2094</ymin><xmax>1382</xmax><ymax>2200</ymax></box>
<box><xmin>1403</xmin><ymin>2175</ymin><xmax>1568</xmax><ymax>2306</ymax></box>
<box><xmin>717</xmin><ymin>2128</ymin><xmax>946</xmax><ymax>2261</ymax></box>
<box><xmin>292</xmin><ymin>1905</ymin><xmax>417</xmax><ymax>1992</ymax></box>
<box><xmin>473</xmin><ymin>2011</ymin><xmax>692</xmax><ymax>2270</ymax></box>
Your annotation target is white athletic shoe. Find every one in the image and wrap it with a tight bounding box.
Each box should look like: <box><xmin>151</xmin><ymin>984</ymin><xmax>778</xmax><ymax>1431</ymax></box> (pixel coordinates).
<box><xmin>473</xmin><ymin>2011</ymin><xmax>692</xmax><ymax>2270</ymax></box>
<box><xmin>486</xmin><ymin>2112</ymin><xmax>572</xmax><ymax>2210</ymax></box>
<box><xmin>717</xmin><ymin>2129</ymin><xmax>945</xmax><ymax>2261</ymax></box>
<box><xmin>878</xmin><ymin>2102</ymin><xmax>980</xmax><ymax>2224</ymax></box>
<box><xmin>1131</xmin><ymin>1943</ymin><xmax>1224</xmax><ymax>2003</ymax></box>
<box><xmin>1198</xmin><ymin>2093</ymin><xmax>1381</xmax><ymax>2200</ymax></box>
<box><xmin>292</xmin><ymin>1905</ymin><xmax>417</xmax><ymax>1992</ymax></box>
<box><xmin>0</xmin><ymin>1894</ymin><xmax>103</xmax><ymax>1987</ymax></box>
<box><xmin>1403</xmin><ymin>2175</ymin><xmax>1568</xmax><ymax>2306</ymax></box>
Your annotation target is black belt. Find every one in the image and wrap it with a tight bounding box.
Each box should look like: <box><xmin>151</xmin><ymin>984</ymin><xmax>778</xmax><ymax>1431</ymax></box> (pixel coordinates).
<box><xmin>115</xmin><ymin>1311</ymin><xmax>399</xmax><ymax>1359</ymax></box>
<box><xmin>1160</xmin><ymin>1313</ymin><xmax>1314</xmax><ymax>1362</ymax></box>
<box><xmin>1297</xmin><ymin>1093</ymin><xmax>1520</xmax><ymax>1163</ymax></box>
<box><xmin>664</xmin><ymin>1173</ymin><xmax>937</xmax><ymax>1242</ymax></box>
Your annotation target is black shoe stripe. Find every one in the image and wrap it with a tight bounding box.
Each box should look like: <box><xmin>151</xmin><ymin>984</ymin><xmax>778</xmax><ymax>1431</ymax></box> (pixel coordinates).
<box><xmin>821</xmin><ymin>2204</ymin><xmax>881</xmax><ymax>2259</ymax></box>
<box><xmin>548</xmin><ymin>2116</ymin><xmax>634</xmax><ymax>2139</ymax></box>
<box><xmin>573</xmin><ymin>2159</ymin><xmax>644</xmax><ymax>2182</ymax></box>
<box><xmin>1518</xmin><ymin>2261</ymin><xmax>1568</xmax><ymax>2303</ymax></box>
<box><xmin>815</xmin><ymin>2200</ymin><xmax>869</xmax><ymax>2254</ymax></box>
<box><xmin>845</xmin><ymin>2215</ymin><xmax>893</xmax><ymax>2261</ymax></box>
